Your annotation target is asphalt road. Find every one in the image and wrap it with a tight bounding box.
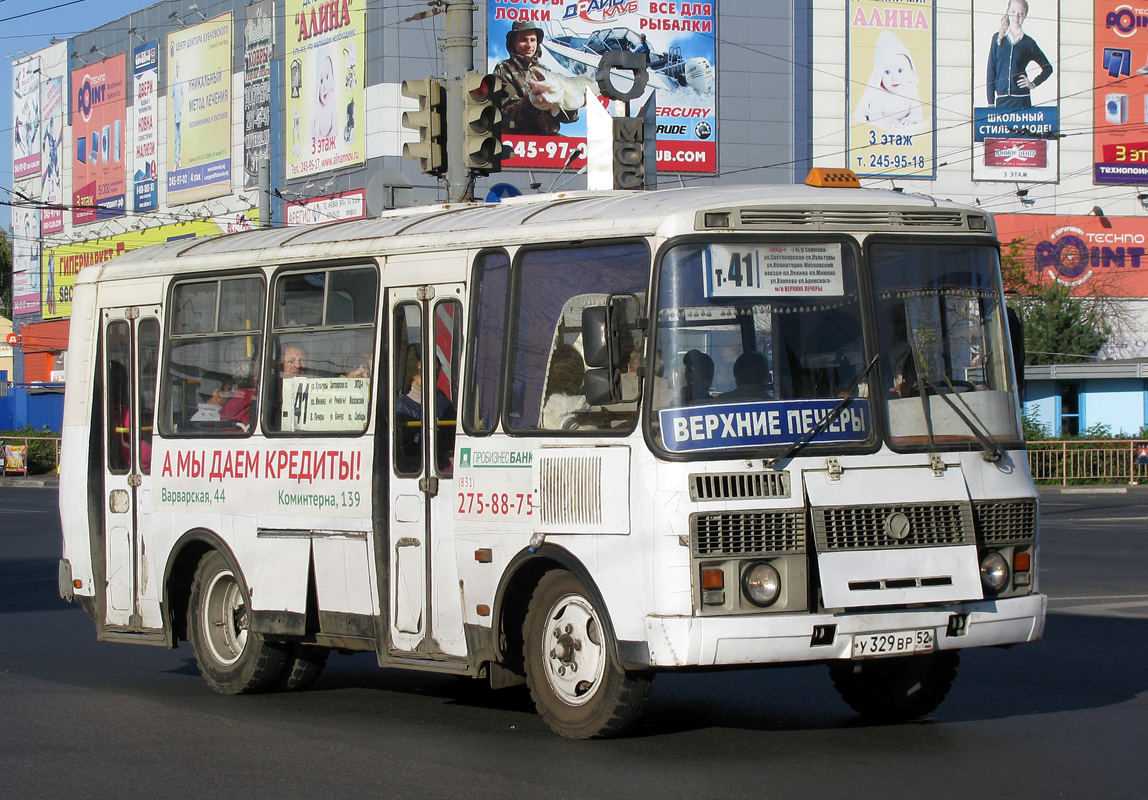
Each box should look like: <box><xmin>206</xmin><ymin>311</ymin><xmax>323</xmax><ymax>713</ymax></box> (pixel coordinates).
<box><xmin>1</xmin><ymin>486</ymin><xmax>1146</xmax><ymax>799</ymax></box>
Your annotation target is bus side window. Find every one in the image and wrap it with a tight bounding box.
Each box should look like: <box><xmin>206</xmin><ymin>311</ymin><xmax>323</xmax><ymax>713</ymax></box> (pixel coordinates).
<box><xmin>432</xmin><ymin>300</ymin><xmax>461</xmax><ymax>476</ymax></box>
<box><xmin>161</xmin><ymin>276</ymin><xmax>265</xmax><ymax>436</ymax></box>
<box><xmin>462</xmin><ymin>250</ymin><xmax>510</xmax><ymax>435</ymax></box>
<box><xmin>268</xmin><ymin>266</ymin><xmax>378</xmax><ymax>434</ymax></box>
<box><xmin>393</xmin><ymin>304</ymin><xmax>422</xmax><ymax>475</ymax></box>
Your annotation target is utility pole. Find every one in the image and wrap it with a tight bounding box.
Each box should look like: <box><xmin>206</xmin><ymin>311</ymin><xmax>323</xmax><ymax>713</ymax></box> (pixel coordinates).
<box><xmin>442</xmin><ymin>0</ymin><xmax>475</xmax><ymax>202</ymax></box>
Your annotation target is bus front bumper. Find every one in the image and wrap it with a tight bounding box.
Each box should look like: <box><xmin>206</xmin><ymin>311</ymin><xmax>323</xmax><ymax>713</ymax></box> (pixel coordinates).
<box><xmin>641</xmin><ymin>593</ymin><xmax>1046</xmax><ymax>668</ymax></box>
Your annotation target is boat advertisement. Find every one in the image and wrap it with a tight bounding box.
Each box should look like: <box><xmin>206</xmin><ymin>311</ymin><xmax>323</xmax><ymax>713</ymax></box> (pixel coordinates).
<box><xmin>487</xmin><ymin>1</ymin><xmax>717</xmax><ymax>172</ymax></box>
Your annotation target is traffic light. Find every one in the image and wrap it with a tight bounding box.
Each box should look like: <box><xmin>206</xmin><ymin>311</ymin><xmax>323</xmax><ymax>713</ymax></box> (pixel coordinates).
<box><xmin>401</xmin><ymin>77</ymin><xmax>446</xmax><ymax>176</ymax></box>
<box><xmin>463</xmin><ymin>72</ymin><xmax>510</xmax><ymax>173</ymax></box>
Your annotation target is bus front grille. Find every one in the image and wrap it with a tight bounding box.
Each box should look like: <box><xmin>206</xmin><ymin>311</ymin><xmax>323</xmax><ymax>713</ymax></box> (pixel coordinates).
<box><xmin>691</xmin><ymin>510</ymin><xmax>806</xmax><ymax>556</ymax></box>
<box><xmin>973</xmin><ymin>499</ymin><xmax>1037</xmax><ymax>543</ymax></box>
<box><xmin>690</xmin><ymin>471</ymin><xmax>790</xmax><ymax>501</ymax></box>
<box><xmin>812</xmin><ymin>503</ymin><xmax>974</xmax><ymax>550</ymax></box>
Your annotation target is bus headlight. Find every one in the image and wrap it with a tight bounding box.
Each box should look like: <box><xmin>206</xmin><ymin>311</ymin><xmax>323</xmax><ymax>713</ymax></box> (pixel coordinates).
<box><xmin>742</xmin><ymin>562</ymin><xmax>781</xmax><ymax>607</ymax></box>
<box><xmin>980</xmin><ymin>551</ymin><xmax>1010</xmax><ymax>593</ymax></box>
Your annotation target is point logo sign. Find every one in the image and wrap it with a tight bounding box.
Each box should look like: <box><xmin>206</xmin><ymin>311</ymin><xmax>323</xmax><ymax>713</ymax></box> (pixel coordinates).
<box><xmin>75</xmin><ymin>74</ymin><xmax>106</xmax><ymax>123</ymax></box>
<box><xmin>1035</xmin><ymin>225</ymin><xmax>1148</xmax><ymax>286</ymax></box>
<box><xmin>1106</xmin><ymin>5</ymin><xmax>1148</xmax><ymax>37</ymax></box>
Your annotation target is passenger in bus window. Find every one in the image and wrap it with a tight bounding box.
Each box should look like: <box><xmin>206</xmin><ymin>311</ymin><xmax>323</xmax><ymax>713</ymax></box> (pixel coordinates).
<box><xmin>717</xmin><ymin>351</ymin><xmax>771</xmax><ymax>401</ymax></box>
<box><xmin>540</xmin><ymin>343</ymin><xmax>589</xmax><ymax>429</ymax></box>
<box><xmin>341</xmin><ymin>355</ymin><xmax>371</xmax><ymax>379</ymax></box>
<box><xmin>396</xmin><ymin>353</ymin><xmax>454</xmax><ymax>470</ymax></box>
<box><xmin>280</xmin><ymin>343</ymin><xmax>308</xmax><ymax>376</ymax></box>
<box><xmin>220</xmin><ymin>358</ymin><xmax>258</xmax><ymax>431</ymax></box>
<box><xmin>675</xmin><ymin>349</ymin><xmax>714</xmax><ymax>406</ymax></box>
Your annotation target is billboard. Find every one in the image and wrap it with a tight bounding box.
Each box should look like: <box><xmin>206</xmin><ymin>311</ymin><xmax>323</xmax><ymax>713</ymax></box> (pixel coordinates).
<box><xmin>244</xmin><ymin>0</ymin><xmax>274</xmax><ymax>187</ymax></box>
<box><xmin>285</xmin><ymin>188</ymin><xmax>365</xmax><ymax>225</ymax></box>
<box><xmin>995</xmin><ymin>213</ymin><xmax>1148</xmax><ymax>297</ymax></box>
<box><xmin>13</xmin><ymin>57</ymin><xmax>41</xmax><ymax>179</ymax></box>
<box><xmin>167</xmin><ymin>14</ymin><xmax>233</xmax><ymax>204</ymax></box>
<box><xmin>11</xmin><ymin>206</ymin><xmax>41</xmax><ymax>317</ymax></box>
<box><xmin>40</xmin><ymin>74</ymin><xmax>65</xmax><ymax>234</ymax></box>
<box><xmin>971</xmin><ymin>0</ymin><xmax>1058</xmax><ymax>182</ymax></box>
<box><xmin>845</xmin><ymin>0</ymin><xmax>935</xmax><ymax>178</ymax></box>
<box><xmin>41</xmin><ymin>212</ymin><xmax>259</xmax><ymax>321</ymax></box>
<box><xmin>486</xmin><ymin>1</ymin><xmax>717</xmax><ymax>172</ymax></box>
<box><xmin>285</xmin><ymin>0</ymin><xmax>365</xmax><ymax>179</ymax></box>
<box><xmin>133</xmin><ymin>41</ymin><xmax>160</xmax><ymax>212</ymax></box>
<box><xmin>71</xmin><ymin>53</ymin><xmax>127</xmax><ymax>224</ymax></box>
<box><xmin>1094</xmin><ymin>2</ymin><xmax>1148</xmax><ymax>183</ymax></box>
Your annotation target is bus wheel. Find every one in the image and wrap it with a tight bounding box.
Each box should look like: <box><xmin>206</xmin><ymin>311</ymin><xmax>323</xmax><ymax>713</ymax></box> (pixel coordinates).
<box><xmin>187</xmin><ymin>551</ymin><xmax>288</xmax><ymax>694</ymax></box>
<box><xmin>276</xmin><ymin>645</ymin><xmax>330</xmax><ymax>691</ymax></box>
<box><xmin>828</xmin><ymin>650</ymin><xmax>960</xmax><ymax>723</ymax></box>
<box><xmin>522</xmin><ymin>571</ymin><xmax>652</xmax><ymax>739</ymax></box>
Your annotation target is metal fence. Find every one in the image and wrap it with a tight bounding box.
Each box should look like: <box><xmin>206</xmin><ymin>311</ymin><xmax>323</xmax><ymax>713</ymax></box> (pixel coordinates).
<box><xmin>1027</xmin><ymin>440</ymin><xmax>1148</xmax><ymax>485</ymax></box>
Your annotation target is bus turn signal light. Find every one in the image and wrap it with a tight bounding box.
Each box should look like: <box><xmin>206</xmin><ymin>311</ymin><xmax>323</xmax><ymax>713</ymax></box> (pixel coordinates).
<box><xmin>701</xmin><ymin>568</ymin><xmax>724</xmax><ymax>590</ymax></box>
<box><xmin>1014</xmin><ymin>552</ymin><xmax>1031</xmax><ymax>572</ymax></box>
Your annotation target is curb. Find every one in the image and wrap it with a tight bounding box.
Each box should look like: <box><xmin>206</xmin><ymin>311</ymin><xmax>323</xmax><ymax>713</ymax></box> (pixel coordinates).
<box><xmin>1056</xmin><ymin>486</ymin><xmax>1130</xmax><ymax>495</ymax></box>
<box><xmin>0</xmin><ymin>477</ymin><xmax>58</xmax><ymax>488</ymax></box>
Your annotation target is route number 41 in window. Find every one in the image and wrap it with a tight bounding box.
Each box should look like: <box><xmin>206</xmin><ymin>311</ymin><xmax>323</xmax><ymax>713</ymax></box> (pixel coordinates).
<box><xmin>703</xmin><ymin>243</ymin><xmax>844</xmax><ymax>299</ymax></box>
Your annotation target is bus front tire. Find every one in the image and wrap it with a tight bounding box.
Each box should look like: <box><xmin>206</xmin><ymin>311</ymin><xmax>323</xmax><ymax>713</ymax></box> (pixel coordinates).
<box><xmin>522</xmin><ymin>571</ymin><xmax>652</xmax><ymax>739</ymax></box>
<box><xmin>187</xmin><ymin>550</ymin><xmax>288</xmax><ymax>694</ymax></box>
<box><xmin>828</xmin><ymin>650</ymin><xmax>959</xmax><ymax>723</ymax></box>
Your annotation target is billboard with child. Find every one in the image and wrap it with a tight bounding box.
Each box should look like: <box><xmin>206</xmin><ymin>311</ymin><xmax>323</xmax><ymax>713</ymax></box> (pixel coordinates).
<box><xmin>284</xmin><ymin>0</ymin><xmax>365</xmax><ymax>180</ymax></box>
<box><xmin>846</xmin><ymin>0</ymin><xmax>935</xmax><ymax>179</ymax></box>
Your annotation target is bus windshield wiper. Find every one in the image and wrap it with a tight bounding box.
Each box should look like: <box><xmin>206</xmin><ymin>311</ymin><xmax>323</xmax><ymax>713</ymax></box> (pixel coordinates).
<box><xmin>766</xmin><ymin>355</ymin><xmax>878</xmax><ymax>468</ymax></box>
<box><xmin>920</xmin><ymin>375</ymin><xmax>1005</xmax><ymax>462</ymax></box>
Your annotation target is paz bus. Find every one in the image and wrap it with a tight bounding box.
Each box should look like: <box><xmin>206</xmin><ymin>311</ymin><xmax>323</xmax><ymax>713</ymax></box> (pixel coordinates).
<box><xmin>58</xmin><ymin>172</ymin><xmax>1044</xmax><ymax>738</ymax></box>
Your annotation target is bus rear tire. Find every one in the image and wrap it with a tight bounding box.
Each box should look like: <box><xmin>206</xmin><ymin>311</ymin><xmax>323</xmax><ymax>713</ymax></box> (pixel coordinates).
<box><xmin>828</xmin><ymin>650</ymin><xmax>959</xmax><ymax>723</ymax></box>
<box><xmin>276</xmin><ymin>645</ymin><xmax>329</xmax><ymax>691</ymax></box>
<box><xmin>522</xmin><ymin>571</ymin><xmax>652</xmax><ymax>739</ymax></box>
<box><xmin>188</xmin><ymin>551</ymin><xmax>288</xmax><ymax>694</ymax></box>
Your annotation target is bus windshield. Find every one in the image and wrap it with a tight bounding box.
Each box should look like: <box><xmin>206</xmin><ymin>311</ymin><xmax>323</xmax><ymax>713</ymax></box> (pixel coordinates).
<box><xmin>650</xmin><ymin>239</ymin><xmax>873</xmax><ymax>457</ymax></box>
<box><xmin>871</xmin><ymin>241</ymin><xmax>1022</xmax><ymax>449</ymax></box>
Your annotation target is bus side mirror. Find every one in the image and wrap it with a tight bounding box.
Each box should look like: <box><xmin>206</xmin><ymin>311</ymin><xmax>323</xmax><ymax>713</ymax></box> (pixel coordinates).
<box><xmin>582</xmin><ymin>306</ymin><xmax>611</xmax><ymax>368</ymax></box>
<box><xmin>584</xmin><ymin>367</ymin><xmax>614</xmax><ymax>406</ymax></box>
<box><xmin>1006</xmin><ymin>305</ymin><xmax>1025</xmax><ymax>395</ymax></box>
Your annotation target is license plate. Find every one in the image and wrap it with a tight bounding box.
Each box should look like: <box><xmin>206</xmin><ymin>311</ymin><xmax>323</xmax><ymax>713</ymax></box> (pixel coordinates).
<box><xmin>851</xmin><ymin>628</ymin><xmax>935</xmax><ymax>658</ymax></box>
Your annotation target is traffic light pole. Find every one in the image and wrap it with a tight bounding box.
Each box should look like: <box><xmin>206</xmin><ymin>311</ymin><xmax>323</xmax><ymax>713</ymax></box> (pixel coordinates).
<box><xmin>443</xmin><ymin>0</ymin><xmax>475</xmax><ymax>202</ymax></box>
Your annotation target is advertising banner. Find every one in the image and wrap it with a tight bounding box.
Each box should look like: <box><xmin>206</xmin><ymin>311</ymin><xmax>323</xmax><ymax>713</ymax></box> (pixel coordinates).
<box><xmin>971</xmin><ymin>0</ymin><xmax>1058</xmax><ymax>182</ymax></box>
<box><xmin>71</xmin><ymin>54</ymin><xmax>127</xmax><ymax>224</ymax></box>
<box><xmin>133</xmin><ymin>42</ymin><xmax>160</xmax><ymax>212</ymax></box>
<box><xmin>995</xmin><ymin>213</ymin><xmax>1148</xmax><ymax>297</ymax></box>
<box><xmin>285</xmin><ymin>0</ymin><xmax>365</xmax><ymax>179</ymax></box>
<box><xmin>486</xmin><ymin>1</ymin><xmax>717</xmax><ymax>173</ymax></box>
<box><xmin>244</xmin><ymin>0</ymin><xmax>274</xmax><ymax>188</ymax></box>
<box><xmin>285</xmin><ymin>188</ymin><xmax>365</xmax><ymax>225</ymax></box>
<box><xmin>1094</xmin><ymin>2</ymin><xmax>1148</xmax><ymax>183</ymax></box>
<box><xmin>41</xmin><ymin>211</ymin><xmax>258</xmax><ymax>321</ymax></box>
<box><xmin>845</xmin><ymin>0</ymin><xmax>935</xmax><ymax>178</ymax></box>
<box><xmin>11</xmin><ymin>205</ymin><xmax>41</xmax><ymax>316</ymax></box>
<box><xmin>40</xmin><ymin>75</ymin><xmax>64</xmax><ymax>234</ymax></box>
<box><xmin>167</xmin><ymin>14</ymin><xmax>233</xmax><ymax>204</ymax></box>
<box><xmin>13</xmin><ymin>57</ymin><xmax>41</xmax><ymax>179</ymax></box>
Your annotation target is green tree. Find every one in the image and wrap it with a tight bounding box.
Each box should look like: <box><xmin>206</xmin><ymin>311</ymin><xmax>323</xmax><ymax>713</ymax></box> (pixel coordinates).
<box><xmin>999</xmin><ymin>237</ymin><xmax>1110</xmax><ymax>365</ymax></box>
<box><xmin>0</xmin><ymin>228</ymin><xmax>11</xmax><ymax>317</ymax></box>
<box><xmin>1016</xmin><ymin>281</ymin><xmax>1110</xmax><ymax>365</ymax></box>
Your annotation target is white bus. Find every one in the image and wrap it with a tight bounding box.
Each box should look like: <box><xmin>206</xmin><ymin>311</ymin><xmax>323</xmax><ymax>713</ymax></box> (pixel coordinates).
<box><xmin>59</xmin><ymin>174</ymin><xmax>1045</xmax><ymax>738</ymax></box>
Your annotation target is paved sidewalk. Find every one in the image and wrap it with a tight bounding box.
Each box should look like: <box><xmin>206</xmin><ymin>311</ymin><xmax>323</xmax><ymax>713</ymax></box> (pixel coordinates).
<box><xmin>0</xmin><ymin>474</ymin><xmax>59</xmax><ymax>489</ymax></box>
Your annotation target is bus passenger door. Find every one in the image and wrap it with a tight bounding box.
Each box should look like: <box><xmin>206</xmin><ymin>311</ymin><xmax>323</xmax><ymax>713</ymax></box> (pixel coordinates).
<box><xmin>387</xmin><ymin>286</ymin><xmax>466</xmax><ymax>657</ymax></box>
<box><xmin>100</xmin><ymin>305</ymin><xmax>162</xmax><ymax>631</ymax></box>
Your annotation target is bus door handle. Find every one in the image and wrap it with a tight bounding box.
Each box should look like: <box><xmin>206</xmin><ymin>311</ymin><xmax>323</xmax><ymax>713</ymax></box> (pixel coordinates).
<box><xmin>128</xmin><ymin>473</ymin><xmax>142</xmax><ymax>488</ymax></box>
<box><xmin>418</xmin><ymin>476</ymin><xmax>439</xmax><ymax>496</ymax></box>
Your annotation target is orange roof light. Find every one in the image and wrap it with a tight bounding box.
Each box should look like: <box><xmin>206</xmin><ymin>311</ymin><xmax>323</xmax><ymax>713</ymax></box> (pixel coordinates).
<box><xmin>806</xmin><ymin>168</ymin><xmax>861</xmax><ymax>188</ymax></box>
